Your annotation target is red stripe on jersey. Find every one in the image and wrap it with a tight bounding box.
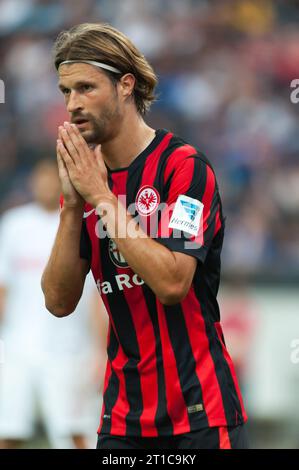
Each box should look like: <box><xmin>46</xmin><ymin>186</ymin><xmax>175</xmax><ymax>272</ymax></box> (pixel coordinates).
<box><xmin>109</xmin><ymin>348</ymin><xmax>130</xmax><ymax>436</ymax></box>
<box><xmin>163</xmin><ymin>144</ymin><xmax>197</xmax><ymax>182</ymax></box>
<box><xmin>181</xmin><ymin>287</ymin><xmax>227</xmax><ymax>426</ymax></box>
<box><xmin>111</xmin><ymin>171</ymin><xmax>159</xmax><ymax>437</ymax></box>
<box><xmin>219</xmin><ymin>427</ymin><xmax>232</xmax><ymax>449</ymax></box>
<box><xmin>214</xmin><ymin>322</ymin><xmax>248</xmax><ymax>423</ymax></box>
<box><xmin>157</xmin><ymin>302</ymin><xmax>190</xmax><ymax>433</ymax></box>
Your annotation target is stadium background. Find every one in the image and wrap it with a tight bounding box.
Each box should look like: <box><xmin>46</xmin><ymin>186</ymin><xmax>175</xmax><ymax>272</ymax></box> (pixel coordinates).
<box><xmin>0</xmin><ymin>0</ymin><xmax>299</xmax><ymax>448</ymax></box>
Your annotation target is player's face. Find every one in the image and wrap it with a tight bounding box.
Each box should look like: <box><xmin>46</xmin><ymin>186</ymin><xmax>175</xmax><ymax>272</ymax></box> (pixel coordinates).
<box><xmin>58</xmin><ymin>63</ymin><xmax>122</xmax><ymax>144</ymax></box>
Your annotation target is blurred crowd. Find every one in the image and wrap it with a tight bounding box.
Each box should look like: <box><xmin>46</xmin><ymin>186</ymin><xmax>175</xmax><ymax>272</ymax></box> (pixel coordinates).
<box><xmin>1</xmin><ymin>0</ymin><xmax>299</xmax><ymax>278</ymax></box>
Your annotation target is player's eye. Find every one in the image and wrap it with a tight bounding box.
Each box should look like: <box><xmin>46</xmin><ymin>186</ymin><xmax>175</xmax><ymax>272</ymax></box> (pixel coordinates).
<box><xmin>79</xmin><ymin>84</ymin><xmax>93</xmax><ymax>93</ymax></box>
<box><xmin>61</xmin><ymin>88</ymin><xmax>70</xmax><ymax>96</ymax></box>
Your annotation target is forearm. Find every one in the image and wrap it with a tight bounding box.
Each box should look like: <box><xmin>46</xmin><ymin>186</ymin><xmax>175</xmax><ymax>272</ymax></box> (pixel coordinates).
<box><xmin>99</xmin><ymin>196</ymin><xmax>182</xmax><ymax>304</ymax></box>
<box><xmin>118</xmin><ymin>234</ymin><xmax>179</xmax><ymax>303</ymax></box>
<box><xmin>41</xmin><ymin>206</ymin><xmax>88</xmax><ymax>316</ymax></box>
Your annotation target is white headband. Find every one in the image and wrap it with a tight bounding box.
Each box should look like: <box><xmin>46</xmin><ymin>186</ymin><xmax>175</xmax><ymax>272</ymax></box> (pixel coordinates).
<box><xmin>59</xmin><ymin>60</ymin><xmax>122</xmax><ymax>74</ymax></box>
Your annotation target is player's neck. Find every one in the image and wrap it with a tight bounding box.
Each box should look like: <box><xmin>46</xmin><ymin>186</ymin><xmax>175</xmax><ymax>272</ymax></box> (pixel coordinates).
<box><xmin>101</xmin><ymin>112</ymin><xmax>155</xmax><ymax>171</ymax></box>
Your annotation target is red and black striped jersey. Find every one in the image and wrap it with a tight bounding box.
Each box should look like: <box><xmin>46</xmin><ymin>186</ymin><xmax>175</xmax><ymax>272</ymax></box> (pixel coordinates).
<box><xmin>80</xmin><ymin>129</ymin><xmax>247</xmax><ymax>437</ymax></box>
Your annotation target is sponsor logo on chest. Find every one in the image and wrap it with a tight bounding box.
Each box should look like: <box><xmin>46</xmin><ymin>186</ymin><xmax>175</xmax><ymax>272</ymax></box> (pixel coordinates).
<box><xmin>96</xmin><ymin>274</ymin><xmax>144</xmax><ymax>295</ymax></box>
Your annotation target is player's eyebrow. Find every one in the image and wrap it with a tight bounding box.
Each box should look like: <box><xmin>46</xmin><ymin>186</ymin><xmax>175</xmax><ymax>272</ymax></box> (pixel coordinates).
<box><xmin>58</xmin><ymin>80</ymin><xmax>97</xmax><ymax>91</ymax></box>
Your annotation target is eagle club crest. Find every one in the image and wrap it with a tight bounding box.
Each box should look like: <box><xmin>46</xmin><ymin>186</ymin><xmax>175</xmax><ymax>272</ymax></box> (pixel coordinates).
<box><xmin>135</xmin><ymin>185</ymin><xmax>160</xmax><ymax>216</ymax></box>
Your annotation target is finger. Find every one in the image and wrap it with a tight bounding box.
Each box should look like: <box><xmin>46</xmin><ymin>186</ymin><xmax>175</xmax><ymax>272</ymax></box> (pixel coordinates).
<box><xmin>70</xmin><ymin>122</ymin><xmax>83</xmax><ymax>138</ymax></box>
<box><xmin>70</xmin><ymin>123</ymin><xmax>92</xmax><ymax>161</ymax></box>
<box><xmin>56</xmin><ymin>140</ymin><xmax>66</xmax><ymax>167</ymax></box>
<box><xmin>59</xmin><ymin>126</ymin><xmax>80</xmax><ymax>163</ymax></box>
<box><xmin>64</xmin><ymin>122</ymin><xmax>90</xmax><ymax>160</ymax></box>
<box><xmin>56</xmin><ymin>140</ymin><xmax>68</xmax><ymax>174</ymax></box>
<box><xmin>57</xmin><ymin>140</ymin><xmax>76</xmax><ymax>171</ymax></box>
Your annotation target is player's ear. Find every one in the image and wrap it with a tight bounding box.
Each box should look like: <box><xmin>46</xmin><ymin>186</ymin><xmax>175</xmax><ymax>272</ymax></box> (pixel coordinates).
<box><xmin>118</xmin><ymin>73</ymin><xmax>135</xmax><ymax>101</ymax></box>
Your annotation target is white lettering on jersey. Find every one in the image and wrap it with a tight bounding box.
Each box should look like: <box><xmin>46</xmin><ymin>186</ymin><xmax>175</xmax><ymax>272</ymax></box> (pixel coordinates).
<box><xmin>96</xmin><ymin>274</ymin><xmax>145</xmax><ymax>294</ymax></box>
<box><xmin>115</xmin><ymin>274</ymin><xmax>133</xmax><ymax>290</ymax></box>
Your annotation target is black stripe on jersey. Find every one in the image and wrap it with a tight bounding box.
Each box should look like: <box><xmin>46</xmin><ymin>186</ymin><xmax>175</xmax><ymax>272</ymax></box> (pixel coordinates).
<box><xmin>107</xmin><ymin>322</ymin><xmax>119</xmax><ymax>360</ymax></box>
<box><xmin>203</xmin><ymin>188</ymin><xmax>219</xmax><ymax>245</ymax></box>
<box><xmin>101</xmin><ymin>327</ymin><xmax>119</xmax><ymax>434</ymax></box>
<box><xmin>163</xmin><ymin>304</ymin><xmax>210</xmax><ymax>431</ymax></box>
<box><xmin>80</xmin><ymin>219</ymin><xmax>92</xmax><ymax>261</ymax></box>
<box><xmin>141</xmin><ymin>284</ymin><xmax>174</xmax><ymax>435</ymax></box>
<box><xmin>98</xmin><ymin>217</ymin><xmax>143</xmax><ymax>436</ymax></box>
<box><xmin>107</xmin><ymin>170</ymin><xmax>114</xmax><ymax>191</ymax></box>
<box><xmin>194</xmin><ymin>279</ymin><xmax>244</xmax><ymax>426</ymax></box>
<box><xmin>101</xmin><ymin>370</ymin><xmax>120</xmax><ymax>434</ymax></box>
<box><xmin>189</xmin><ymin>156</ymin><xmax>207</xmax><ymax>200</ymax></box>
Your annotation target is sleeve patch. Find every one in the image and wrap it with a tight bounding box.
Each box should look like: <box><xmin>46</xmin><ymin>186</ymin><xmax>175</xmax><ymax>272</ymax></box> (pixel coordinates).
<box><xmin>168</xmin><ymin>194</ymin><xmax>204</xmax><ymax>237</ymax></box>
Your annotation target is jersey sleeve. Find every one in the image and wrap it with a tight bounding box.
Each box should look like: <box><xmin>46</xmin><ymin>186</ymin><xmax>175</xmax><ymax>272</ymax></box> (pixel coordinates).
<box><xmin>156</xmin><ymin>152</ymin><xmax>224</xmax><ymax>263</ymax></box>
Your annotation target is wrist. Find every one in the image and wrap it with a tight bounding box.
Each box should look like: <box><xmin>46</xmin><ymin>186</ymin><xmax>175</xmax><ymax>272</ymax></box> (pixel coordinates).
<box><xmin>93</xmin><ymin>191</ymin><xmax>117</xmax><ymax>212</ymax></box>
<box><xmin>94</xmin><ymin>192</ymin><xmax>119</xmax><ymax>236</ymax></box>
<box><xmin>60</xmin><ymin>204</ymin><xmax>84</xmax><ymax>217</ymax></box>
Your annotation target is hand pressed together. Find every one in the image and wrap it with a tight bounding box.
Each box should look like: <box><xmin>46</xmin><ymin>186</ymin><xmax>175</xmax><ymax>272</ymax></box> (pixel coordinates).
<box><xmin>57</xmin><ymin>122</ymin><xmax>113</xmax><ymax>208</ymax></box>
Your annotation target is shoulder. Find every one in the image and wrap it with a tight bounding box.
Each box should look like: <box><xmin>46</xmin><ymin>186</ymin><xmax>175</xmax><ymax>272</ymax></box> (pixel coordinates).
<box><xmin>161</xmin><ymin>132</ymin><xmax>214</xmax><ymax>180</ymax></box>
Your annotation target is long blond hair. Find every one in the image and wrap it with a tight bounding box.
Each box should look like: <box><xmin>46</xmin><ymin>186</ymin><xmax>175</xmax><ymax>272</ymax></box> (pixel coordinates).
<box><xmin>53</xmin><ymin>23</ymin><xmax>157</xmax><ymax>115</ymax></box>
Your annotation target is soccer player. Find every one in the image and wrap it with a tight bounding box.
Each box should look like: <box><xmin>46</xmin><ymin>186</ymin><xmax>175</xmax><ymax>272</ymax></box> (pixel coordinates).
<box><xmin>0</xmin><ymin>160</ymin><xmax>104</xmax><ymax>449</ymax></box>
<box><xmin>42</xmin><ymin>23</ymin><xmax>248</xmax><ymax>449</ymax></box>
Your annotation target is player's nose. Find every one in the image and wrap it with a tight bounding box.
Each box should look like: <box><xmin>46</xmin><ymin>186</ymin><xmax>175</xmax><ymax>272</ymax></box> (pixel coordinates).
<box><xmin>66</xmin><ymin>90</ymin><xmax>83</xmax><ymax>114</ymax></box>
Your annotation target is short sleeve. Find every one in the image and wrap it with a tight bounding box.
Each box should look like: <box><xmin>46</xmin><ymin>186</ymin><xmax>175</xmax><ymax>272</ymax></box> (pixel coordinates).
<box><xmin>156</xmin><ymin>153</ymin><xmax>223</xmax><ymax>264</ymax></box>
